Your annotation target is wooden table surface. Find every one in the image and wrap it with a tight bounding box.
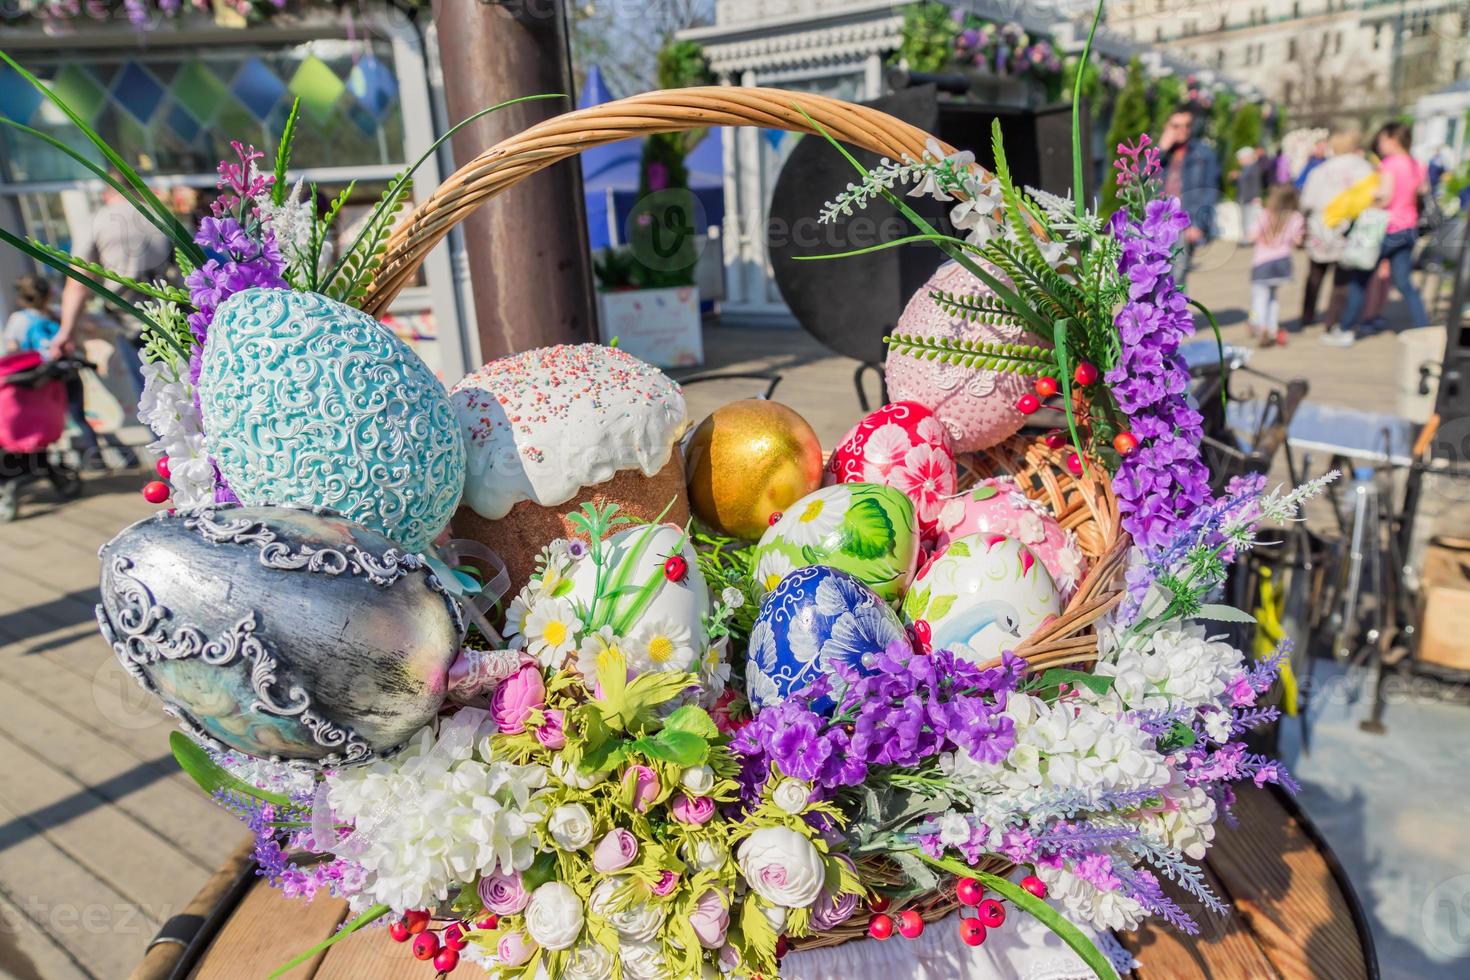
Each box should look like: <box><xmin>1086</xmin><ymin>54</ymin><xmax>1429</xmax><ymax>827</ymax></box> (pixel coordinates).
<box><xmin>128</xmin><ymin>781</ymin><xmax>1372</xmax><ymax>980</ymax></box>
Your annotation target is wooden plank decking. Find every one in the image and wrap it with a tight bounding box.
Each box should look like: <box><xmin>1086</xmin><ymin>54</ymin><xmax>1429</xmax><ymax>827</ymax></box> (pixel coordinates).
<box><xmin>0</xmin><ymin>472</ymin><xmax>245</xmax><ymax>980</ymax></box>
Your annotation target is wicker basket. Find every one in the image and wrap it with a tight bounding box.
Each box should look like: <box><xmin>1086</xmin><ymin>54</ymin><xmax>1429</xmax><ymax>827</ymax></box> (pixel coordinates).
<box><xmin>369</xmin><ymin>86</ymin><xmax>1128</xmax><ymax>951</ymax></box>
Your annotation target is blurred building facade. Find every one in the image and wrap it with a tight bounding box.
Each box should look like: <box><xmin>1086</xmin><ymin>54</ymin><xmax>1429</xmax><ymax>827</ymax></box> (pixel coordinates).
<box><xmin>1107</xmin><ymin>0</ymin><xmax>1470</xmax><ymax>127</ymax></box>
<box><xmin>0</xmin><ymin>2</ymin><xmax>477</xmax><ymax>380</ymax></box>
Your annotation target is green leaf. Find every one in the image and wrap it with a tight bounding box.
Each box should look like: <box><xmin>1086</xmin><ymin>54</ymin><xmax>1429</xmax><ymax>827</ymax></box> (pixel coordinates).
<box><xmin>663</xmin><ymin>704</ymin><xmax>720</xmax><ymax>739</ymax></box>
<box><xmin>1053</xmin><ymin>318</ymin><xmax>1089</xmax><ymax>477</ymax></box>
<box><xmin>169</xmin><ymin>732</ymin><xmax>297</xmax><ymax>808</ymax></box>
<box><xmin>1157</xmin><ymin>720</ymin><xmax>1197</xmax><ymax>752</ymax></box>
<box><xmin>947</xmin><ymin>538</ymin><xmax>973</xmax><ymax>558</ymax></box>
<box><xmin>927</xmin><ymin>594</ymin><xmax>956</xmax><ymax>621</ymax></box>
<box><xmin>1189</xmin><ymin>298</ymin><xmax>1230</xmax><ymax>412</ymax></box>
<box><xmin>551</xmin><ymin>577</ymin><xmax>575</xmax><ymax>598</ymax></box>
<box><xmin>969</xmin><ymin>487</ymin><xmax>998</xmax><ymax>502</ymax></box>
<box><xmin>737</xmin><ymin>898</ymin><xmax>778</xmax><ymax>969</ymax></box>
<box><xmin>891</xmin><ymin>849</ymin><xmax>941</xmax><ymax>891</ymax></box>
<box><xmin>272</xmin><ymin>98</ymin><xmax>301</xmax><ymax>207</ymax></box>
<box><xmin>840</xmin><ymin>496</ymin><xmax>896</xmax><ymax>561</ymax></box>
<box><xmin>1038</xmin><ymin>668</ymin><xmax>1115</xmax><ymax>698</ymax></box>
<box><xmin>903</xmin><ymin>586</ymin><xmax>929</xmax><ymax>620</ymax></box>
<box><xmin>269</xmin><ymin>904</ymin><xmax>388</xmax><ymax>977</ymax></box>
<box><xmin>634</xmin><ymin>729</ymin><xmax>708</xmax><ymax>767</ymax></box>
<box><xmin>1195</xmin><ymin>603</ymin><xmax>1258</xmax><ymax>624</ymax></box>
<box><xmin>520</xmin><ymin>850</ymin><xmax>559</xmax><ymax>892</ymax></box>
<box><xmin>1073</xmin><ymin>1</ymin><xmax>1105</xmax><ymax>218</ymax></box>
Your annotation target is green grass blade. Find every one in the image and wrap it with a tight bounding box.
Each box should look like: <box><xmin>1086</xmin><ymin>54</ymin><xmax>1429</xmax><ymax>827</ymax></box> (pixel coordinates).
<box><xmin>322</xmin><ymin>92</ymin><xmax>564</xmax><ymax>297</ymax></box>
<box><xmin>1189</xmin><ymin>298</ymin><xmax>1229</xmax><ymax>411</ymax></box>
<box><xmin>272</xmin><ymin>98</ymin><xmax>301</xmax><ymax>206</ymax></box>
<box><xmin>268</xmin><ymin>904</ymin><xmax>389</xmax><ymax>978</ymax></box>
<box><xmin>26</xmin><ymin>236</ymin><xmax>189</xmax><ymax>303</ymax></box>
<box><xmin>0</xmin><ymin>50</ymin><xmax>202</xmax><ymax>262</ymax></box>
<box><xmin>913</xmin><ymin>850</ymin><xmax>1119</xmax><ymax>980</ymax></box>
<box><xmin>1053</xmin><ymin>317</ymin><xmax>1090</xmax><ymax>478</ymax></box>
<box><xmin>0</xmin><ymin>116</ymin><xmax>196</xmax><ymax>258</ymax></box>
<box><xmin>169</xmin><ymin>732</ymin><xmax>297</xmax><ymax>809</ymax></box>
<box><xmin>1074</xmin><ymin>0</ymin><xmax>1105</xmax><ymax>218</ymax></box>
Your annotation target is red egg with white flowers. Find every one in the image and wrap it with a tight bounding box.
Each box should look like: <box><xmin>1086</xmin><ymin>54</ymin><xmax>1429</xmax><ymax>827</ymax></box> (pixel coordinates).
<box><xmin>825</xmin><ymin>401</ymin><xmax>957</xmax><ymax>544</ymax></box>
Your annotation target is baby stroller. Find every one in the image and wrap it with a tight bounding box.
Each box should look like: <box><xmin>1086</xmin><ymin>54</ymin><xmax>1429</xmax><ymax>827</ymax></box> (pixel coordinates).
<box><xmin>0</xmin><ymin>350</ymin><xmax>85</xmax><ymax>522</ymax></box>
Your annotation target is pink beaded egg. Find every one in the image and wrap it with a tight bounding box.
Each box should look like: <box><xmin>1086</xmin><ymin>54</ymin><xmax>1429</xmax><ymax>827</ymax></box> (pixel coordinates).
<box><xmin>825</xmin><ymin>402</ymin><xmax>956</xmax><ymax>544</ymax></box>
<box><xmin>885</xmin><ymin>261</ymin><xmax>1035</xmax><ymax>453</ymax></box>
<box><xmin>933</xmin><ymin>478</ymin><xmax>1088</xmax><ymax>601</ymax></box>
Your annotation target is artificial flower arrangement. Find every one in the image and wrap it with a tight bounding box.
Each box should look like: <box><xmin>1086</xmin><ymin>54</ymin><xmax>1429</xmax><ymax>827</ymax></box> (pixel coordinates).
<box><xmin>2</xmin><ymin>6</ymin><xmax>1332</xmax><ymax>976</ymax></box>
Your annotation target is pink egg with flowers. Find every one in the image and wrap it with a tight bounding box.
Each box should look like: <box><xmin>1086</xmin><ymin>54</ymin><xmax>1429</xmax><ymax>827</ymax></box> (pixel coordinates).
<box><xmin>825</xmin><ymin>401</ymin><xmax>956</xmax><ymax>544</ymax></box>
<box><xmin>933</xmin><ymin>478</ymin><xmax>1087</xmax><ymax>601</ymax></box>
<box><xmin>885</xmin><ymin>261</ymin><xmax>1037</xmax><ymax>453</ymax></box>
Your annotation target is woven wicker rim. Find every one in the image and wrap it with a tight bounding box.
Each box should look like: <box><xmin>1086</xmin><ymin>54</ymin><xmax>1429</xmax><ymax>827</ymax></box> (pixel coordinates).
<box><xmin>363</xmin><ymin>87</ymin><xmax>958</xmax><ymax>317</ymax></box>
<box><xmin>368</xmin><ymin>86</ymin><xmax>1127</xmax><ymax>949</ymax></box>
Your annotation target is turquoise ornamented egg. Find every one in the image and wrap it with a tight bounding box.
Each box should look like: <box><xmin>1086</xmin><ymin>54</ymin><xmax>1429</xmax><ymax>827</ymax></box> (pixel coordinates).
<box><xmin>902</xmin><ymin>532</ymin><xmax>1061</xmax><ymax>665</ymax></box>
<box><xmin>199</xmin><ymin>289</ymin><xmax>465</xmax><ymax>552</ymax></box>
<box><xmin>751</xmin><ymin>483</ymin><xmax>919</xmax><ymax>604</ymax></box>
<box><xmin>745</xmin><ymin>565</ymin><xmax>908</xmax><ymax>711</ymax></box>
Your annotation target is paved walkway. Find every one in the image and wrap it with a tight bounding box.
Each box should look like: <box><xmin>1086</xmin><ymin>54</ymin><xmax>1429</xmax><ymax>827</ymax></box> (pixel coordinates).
<box><xmin>0</xmin><ymin>249</ymin><xmax>1461</xmax><ymax>978</ymax></box>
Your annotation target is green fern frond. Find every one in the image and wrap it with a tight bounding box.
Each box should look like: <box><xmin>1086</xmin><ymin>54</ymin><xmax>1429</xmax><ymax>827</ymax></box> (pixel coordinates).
<box><xmin>884</xmin><ymin>331</ymin><xmax>1056</xmax><ymax>375</ymax></box>
<box><xmin>272</xmin><ymin>99</ymin><xmax>300</xmax><ymax>207</ymax></box>
<box><xmin>27</xmin><ymin>239</ymin><xmax>190</xmax><ymax>304</ymax></box>
<box><xmin>174</xmin><ymin>245</ymin><xmax>196</xmax><ymax>279</ymax></box>
<box><xmin>305</xmin><ymin>181</ymin><xmax>354</xmax><ymax>292</ymax></box>
<box><xmin>326</xmin><ymin>178</ymin><xmax>411</xmax><ymax>302</ymax></box>
<box><xmin>990</xmin><ymin>121</ymin><xmax>1062</xmax><ymax>277</ymax></box>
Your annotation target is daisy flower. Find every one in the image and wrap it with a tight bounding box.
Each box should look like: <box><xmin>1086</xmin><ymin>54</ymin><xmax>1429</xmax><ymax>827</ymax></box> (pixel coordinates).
<box><xmin>753</xmin><ymin>549</ymin><xmax>797</xmax><ymax>594</ymax></box>
<box><xmin>782</xmin><ymin>488</ymin><xmax>845</xmax><ymax>548</ymax></box>
<box><xmin>503</xmin><ymin>586</ymin><xmax>537</xmax><ymax>649</ymax></box>
<box><xmin>575</xmin><ymin>625</ymin><xmax>627</xmax><ymax>686</ymax></box>
<box><xmin>523</xmin><ymin>597</ymin><xmax>580</xmax><ymax>667</ymax></box>
<box><xmin>628</xmin><ymin>619</ymin><xmax>697</xmax><ymax>673</ymax></box>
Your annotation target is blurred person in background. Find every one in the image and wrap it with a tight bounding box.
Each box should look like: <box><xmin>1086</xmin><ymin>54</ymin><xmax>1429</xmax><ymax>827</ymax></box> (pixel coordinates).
<box><xmin>1246</xmin><ymin>184</ymin><xmax>1304</xmax><ymax>348</ymax></box>
<box><xmin>1158</xmin><ymin>103</ymin><xmax>1219</xmax><ymax>288</ymax></box>
<box><xmin>1232</xmin><ymin>146</ymin><xmax>1267</xmax><ymax>239</ymax></box>
<box><xmin>4</xmin><ymin>274</ymin><xmax>101</xmax><ymax>460</ymax></box>
<box><xmin>1322</xmin><ymin>122</ymin><xmax>1429</xmax><ymax>346</ymax></box>
<box><xmin>50</xmin><ymin>177</ymin><xmax>174</xmax><ymax>398</ymax></box>
<box><xmin>1299</xmin><ymin>130</ymin><xmax>1373</xmax><ymax>330</ymax></box>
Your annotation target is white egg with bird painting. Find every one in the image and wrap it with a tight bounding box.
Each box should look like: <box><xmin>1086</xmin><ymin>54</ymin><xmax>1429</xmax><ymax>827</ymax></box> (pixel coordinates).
<box><xmin>901</xmin><ymin>532</ymin><xmax>1061</xmax><ymax>664</ymax></box>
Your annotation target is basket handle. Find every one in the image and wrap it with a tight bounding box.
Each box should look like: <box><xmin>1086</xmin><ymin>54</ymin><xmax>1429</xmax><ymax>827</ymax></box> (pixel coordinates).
<box><xmin>362</xmin><ymin>87</ymin><xmax>955</xmax><ymax>317</ymax></box>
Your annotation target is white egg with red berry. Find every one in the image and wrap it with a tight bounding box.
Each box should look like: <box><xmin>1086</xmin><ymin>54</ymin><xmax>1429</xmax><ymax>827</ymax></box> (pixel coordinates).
<box><xmin>901</xmin><ymin>532</ymin><xmax>1060</xmax><ymax>664</ymax></box>
<box><xmin>563</xmin><ymin>523</ymin><xmax>718</xmax><ymax>691</ymax></box>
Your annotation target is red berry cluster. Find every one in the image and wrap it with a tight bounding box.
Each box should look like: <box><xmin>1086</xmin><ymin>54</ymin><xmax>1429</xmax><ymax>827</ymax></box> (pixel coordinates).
<box><xmin>866</xmin><ymin>876</ymin><xmax>1047</xmax><ymax>951</ymax></box>
<box><xmin>141</xmin><ymin>456</ymin><xmax>171</xmax><ymax>505</ymax></box>
<box><xmin>388</xmin><ymin>909</ymin><xmax>497</xmax><ymax>975</ymax></box>
<box><xmin>1022</xmin><ymin>364</ymin><xmax>1137</xmax><ymax>473</ymax></box>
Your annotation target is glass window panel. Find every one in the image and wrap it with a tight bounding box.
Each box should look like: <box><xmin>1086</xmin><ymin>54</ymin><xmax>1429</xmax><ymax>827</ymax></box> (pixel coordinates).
<box><xmin>0</xmin><ymin>38</ymin><xmax>406</xmax><ymax>184</ymax></box>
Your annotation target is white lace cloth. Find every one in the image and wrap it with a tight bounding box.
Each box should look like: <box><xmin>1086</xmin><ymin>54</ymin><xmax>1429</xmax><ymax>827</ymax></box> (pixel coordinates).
<box><xmin>783</xmin><ymin>907</ymin><xmax>1136</xmax><ymax>980</ymax></box>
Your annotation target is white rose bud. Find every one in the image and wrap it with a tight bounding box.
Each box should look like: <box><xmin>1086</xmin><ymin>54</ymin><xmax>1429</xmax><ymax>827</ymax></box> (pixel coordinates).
<box><xmin>553</xmin><ymin>756</ymin><xmax>606</xmax><ymax>790</ymax></box>
<box><xmin>772</xmin><ymin>778</ymin><xmax>812</xmax><ymax>814</ymax></box>
<box><xmin>684</xmin><ymin>837</ymin><xmax>729</xmax><ymax>871</ymax></box>
<box><xmin>680</xmin><ymin>765</ymin><xmax>717</xmax><ymax>796</ymax></box>
<box><xmin>524</xmin><ymin>882</ymin><xmax>584</xmax><ymax>950</ymax></box>
<box><xmin>736</xmin><ymin>826</ymin><xmax>826</xmax><ymax>909</ymax></box>
<box><xmin>590</xmin><ymin>877</ymin><xmax>666</xmax><ymax>942</ymax></box>
<box><xmin>549</xmin><ymin>803</ymin><xmax>595</xmax><ymax>850</ymax></box>
<box><xmin>562</xmin><ymin>940</ymin><xmax>614</xmax><ymax>980</ymax></box>
<box><xmin>619</xmin><ymin>940</ymin><xmax>668</xmax><ymax>980</ymax></box>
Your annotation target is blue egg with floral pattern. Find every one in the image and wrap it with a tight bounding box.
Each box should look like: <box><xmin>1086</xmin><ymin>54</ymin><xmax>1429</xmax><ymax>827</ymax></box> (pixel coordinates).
<box><xmin>198</xmin><ymin>288</ymin><xmax>465</xmax><ymax>553</ymax></box>
<box><xmin>745</xmin><ymin>564</ymin><xmax>909</xmax><ymax>711</ymax></box>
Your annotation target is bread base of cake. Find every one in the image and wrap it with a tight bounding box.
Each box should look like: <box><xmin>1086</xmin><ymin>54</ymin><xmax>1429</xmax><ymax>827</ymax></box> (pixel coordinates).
<box><xmin>450</xmin><ymin>450</ymin><xmax>691</xmax><ymax>598</ymax></box>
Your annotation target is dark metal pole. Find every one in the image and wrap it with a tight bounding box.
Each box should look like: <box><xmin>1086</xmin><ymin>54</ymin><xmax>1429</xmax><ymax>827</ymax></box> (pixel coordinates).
<box><xmin>431</xmin><ymin>0</ymin><xmax>597</xmax><ymax>361</ymax></box>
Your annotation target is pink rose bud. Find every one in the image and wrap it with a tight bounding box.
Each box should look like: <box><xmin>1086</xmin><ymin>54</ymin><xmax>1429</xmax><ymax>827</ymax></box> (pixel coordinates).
<box><xmin>491</xmin><ymin>663</ymin><xmax>545</xmax><ymax>734</ymax></box>
<box><xmin>689</xmin><ymin>889</ymin><xmax>730</xmax><ymax>948</ymax></box>
<box><xmin>592</xmin><ymin>829</ymin><xmax>639</xmax><ymax>873</ymax></box>
<box><xmin>534</xmin><ymin>708</ymin><xmax>566</xmax><ymax>749</ymax></box>
<box><xmin>670</xmin><ymin>792</ymin><xmax>716</xmax><ymax>825</ymax></box>
<box><xmin>477</xmin><ymin>870</ymin><xmax>530</xmax><ymax>915</ymax></box>
<box><xmin>624</xmin><ymin>764</ymin><xmax>660</xmax><ymax>812</ymax></box>
<box><xmin>652</xmin><ymin>870</ymin><xmax>680</xmax><ymax>896</ymax></box>
<box><xmin>496</xmin><ymin>931</ymin><xmax>536</xmax><ymax>967</ymax></box>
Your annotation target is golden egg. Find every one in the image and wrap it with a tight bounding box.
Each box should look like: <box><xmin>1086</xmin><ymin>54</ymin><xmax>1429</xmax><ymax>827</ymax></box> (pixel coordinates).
<box><xmin>685</xmin><ymin>400</ymin><xmax>824</xmax><ymax>539</ymax></box>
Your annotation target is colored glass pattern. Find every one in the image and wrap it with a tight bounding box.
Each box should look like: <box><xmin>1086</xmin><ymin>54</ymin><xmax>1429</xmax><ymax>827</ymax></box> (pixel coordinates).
<box><xmin>231</xmin><ymin>56</ymin><xmax>288</xmax><ymax>121</ymax></box>
<box><xmin>112</xmin><ymin>62</ymin><xmax>166</xmax><ymax>124</ymax></box>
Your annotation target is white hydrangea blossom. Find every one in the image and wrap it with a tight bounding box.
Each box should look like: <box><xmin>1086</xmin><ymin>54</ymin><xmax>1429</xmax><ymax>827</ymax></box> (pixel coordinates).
<box><xmin>137</xmin><ymin>360</ymin><xmax>215</xmax><ymax>506</ymax></box>
<box><xmin>1129</xmin><ymin>770</ymin><xmax>1218</xmax><ymax>861</ymax></box>
<box><xmin>944</xmin><ymin>693</ymin><xmax>1171</xmax><ymax>799</ymax></box>
<box><xmin>326</xmin><ymin>713</ymin><xmax>551</xmax><ymax>910</ymax></box>
<box><xmin>1092</xmin><ymin>624</ymin><xmax>1245</xmax><ymax>714</ymax></box>
<box><xmin>1033</xmin><ymin>861</ymin><xmax>1149</xmax><ymax>932</ymax></box>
